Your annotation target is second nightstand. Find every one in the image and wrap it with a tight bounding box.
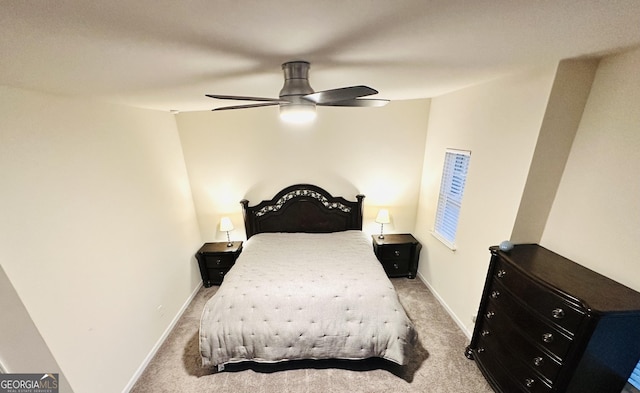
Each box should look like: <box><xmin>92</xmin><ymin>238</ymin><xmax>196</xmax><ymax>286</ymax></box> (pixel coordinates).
<box><xmin>372</xmin><ymin>234</ymin><xmax>421</xmax><ymax>278</ymax></box>
<box><xmin>196</xmin><ymin>241</ymin><xmax>243</xmax><ymax>287</ymax></box>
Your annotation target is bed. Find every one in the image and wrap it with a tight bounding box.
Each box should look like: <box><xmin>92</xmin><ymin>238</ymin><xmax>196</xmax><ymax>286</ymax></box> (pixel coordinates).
<box><xmin>199</xmin><ymin>184</ymin><xmax>417</xmax><ymax>370</ymax></box>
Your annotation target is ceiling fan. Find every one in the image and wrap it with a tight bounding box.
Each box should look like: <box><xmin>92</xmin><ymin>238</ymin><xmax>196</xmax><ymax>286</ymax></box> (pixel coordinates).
<box><xmin>206</xmin><ymin>61</ymin><xmax>389</xmax><ymax>123</ymax></box>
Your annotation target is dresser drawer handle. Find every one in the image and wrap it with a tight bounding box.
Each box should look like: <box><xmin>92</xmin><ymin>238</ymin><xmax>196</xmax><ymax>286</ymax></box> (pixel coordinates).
<box><xmin>533</xmin><ymin>357</ymin><xmax>544</xmax><ymax>367</ymax></box>
<box><xmin>393</xmin><ymin>263</ymin><xmax>399</xmax><ymax>270</ymax></box>
<box><xmin>525</xmin><ymin>378</ymin><xmax>535</xmax><ymax>388</ymax></box>
<box><xmin>490</xmin><ymin>290</ymin><xmax>500</xmax><ymax>299</ymax></box>
<box><xmin>477</xmin><ymin>347</ymin><xmax>485</xmax><ymax>353</ymax></box>
<box><xmin>486</xmin><ymin>311</ymin><xmax>495</xmax><ymax>319</ymax></box>
<box><xmin>215</xmin><ymin>259</ymin><xmax>222</xmax><ymax>265</ymax></box>
<box><xmin>497</xmin><ymin>269</ymin><xmax>507</xmax><ymax>278</ymax></box>
<box><xmin>552</xmin><ymin>308</ymin><xmax>565</xmax><ymax>319</ymax></box>
<box><xmin>481</xmin><ymin>330</ymin><xmax>490</xmax><ymax>337</ymax></box>
<box><xmin>542</xmin><ymin>333</ymin><xmax>554</xmax><ymax>343</ymax></box>
<box><xmin>394</xmin><ymin>250</ymin><xmax>401</xmax><ymax>257</ymax></box>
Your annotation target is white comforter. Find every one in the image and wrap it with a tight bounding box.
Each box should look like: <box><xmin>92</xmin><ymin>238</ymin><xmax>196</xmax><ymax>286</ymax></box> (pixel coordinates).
<box><xmin>199</xmin><ymin>231</ymin><xmax>417</xmax><ymax>368</ymax></box>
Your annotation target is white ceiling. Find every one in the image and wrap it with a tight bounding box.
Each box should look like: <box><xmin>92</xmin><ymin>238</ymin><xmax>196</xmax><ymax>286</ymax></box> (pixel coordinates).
<box><xmin>2</xmin><ymin>1</ymin><xmax>640</xmax><ymax>112</ymax></box>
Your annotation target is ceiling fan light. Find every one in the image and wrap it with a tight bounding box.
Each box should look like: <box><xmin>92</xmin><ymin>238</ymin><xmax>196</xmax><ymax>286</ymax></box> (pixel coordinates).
<box><xmin>279</xmin><ymin>104</ymin><xmax>316</xmax><ymax>124</ymax></box>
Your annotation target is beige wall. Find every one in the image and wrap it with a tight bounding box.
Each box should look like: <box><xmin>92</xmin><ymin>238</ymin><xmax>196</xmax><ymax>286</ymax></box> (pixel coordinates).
<box><xmin>176</xmin><ymin>100</ymin><xmax>430</xmax><ymax>241</ymax></box>
<box><xmin>541</xmin><ymin>47</ymin><xmax>640</xmax><ymax>293</ymax></box>
<box><xmin>414</xmin><ymin>65</ymin><xmax>558</xmax><ymax>335</ymax></box>
<box><xmin>0</xmin><ymin>265</ymin><xmax>72</xmax><ymax>391</ymax></box>
<box><xmin>0</xmin><ymin>87</ymin><xmax>202</xmax><ymax>393</ymax></box>
<box><xmin>511</xmin><ymin>58</ymin><xmax>599</xmax><ymax>243</ymax></box>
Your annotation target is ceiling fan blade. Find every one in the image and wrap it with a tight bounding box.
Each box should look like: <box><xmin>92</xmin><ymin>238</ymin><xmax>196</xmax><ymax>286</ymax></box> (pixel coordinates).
<box><xmin>302</xmin><ymin>86</ymin><xmax>378</xmax><ymax>104</ymax></box>
<box><xmin>206</xmin><ymin>94</ymin><xmax>284</xmax><ymax>103</ymax></box>
<box><xmin>317</xmin><ymin>99</ymin><xmax>390</xmax><ymax>107</ymax></box>
<box><xmin>211</xmin><ymin>102</ymin><xmax>281</xmax><ymax>111</ymax></box>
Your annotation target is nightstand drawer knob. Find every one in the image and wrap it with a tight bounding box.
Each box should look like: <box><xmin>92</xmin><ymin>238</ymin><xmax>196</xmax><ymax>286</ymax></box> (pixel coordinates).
<box><xmin>552</xmin><ymin>308</ymin><xmax>565</xmax><ymax>319</ymax></box>
<box><xmin>481</xmin><ymin>330</ymin><xmax>490</xmax><ymax>337</ymax></box>
<box><xmin>490</xmin><ymin>290</ymin><xmax>500</xmax><ymax>299</ymax></box>
<box><xmin>486</xmin><ymin>311</ymin><xmax>495</xmax><ymax>319</ymax></box>
<box><xmin>533</xmin><ymin>357</ymin><xmax>544</xmax><ymax>367</ymax></box>
<box><xmin>393</xmin><ymin>263</ymin><xmax>399</xmax><ymax>270</ymax></box>
<box><xmin>542</xmin><ymin>333</ymin><xmax>554</xmax><ymax>343</ymax></box>
<box><xmin>525</xmin><ymin>378</ymin><xmax>535</xmax><ymax>388</ymax></box>
<box><xmin>394</xmin><ymin>250</ymin><xmax>401</xmax><ymax>257</ymax></box>
<box><xmin>497</xmin><ymin>269</ymin><xmax>507</xmax><ymax>278</ymax></box>
<box><xmin>215</xmin><ymin>259</ymin><xmax>222</xmax><ymax>265</ymax></box>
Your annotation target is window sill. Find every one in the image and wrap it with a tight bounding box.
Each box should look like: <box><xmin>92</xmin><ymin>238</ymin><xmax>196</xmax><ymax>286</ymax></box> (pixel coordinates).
<box><xmin>431</xmin><ymin>231</ymin><xmax>457</xmax><ymax>251</ymax></box>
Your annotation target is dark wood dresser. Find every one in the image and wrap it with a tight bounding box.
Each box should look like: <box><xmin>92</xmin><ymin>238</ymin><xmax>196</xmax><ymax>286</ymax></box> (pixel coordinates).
<box><xmin>196</xmin><ymin>241</ymin><xmax>242</xmax><ymax>287</ymax></box>
<box><xmin>466</xmin><ymin>244</ymin><xmax>640</xmax><ymax>393</ymax></box>
<box><xmin>372</xmin><ymin>234</ymin><xmax>421</xmax><ymax>278</ymax></box>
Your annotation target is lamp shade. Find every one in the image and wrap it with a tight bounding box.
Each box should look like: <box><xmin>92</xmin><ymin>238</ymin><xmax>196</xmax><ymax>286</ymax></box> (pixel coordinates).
<box><xmin>219</xmin><ymin>217</ymin><xmax>234</xmax><ymax>232</ymax></box>
<box><xmin>375</xmin><ymin>209</ymin><xmax>390</xmax><ymax>224</ymax></box>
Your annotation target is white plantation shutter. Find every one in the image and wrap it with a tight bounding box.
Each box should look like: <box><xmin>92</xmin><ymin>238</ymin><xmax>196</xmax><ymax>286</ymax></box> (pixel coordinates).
<box><xmin>630</xmin><ymin>359</ymin><xmax>640</xmax><ymax>389</ymax></box>
<box><xmin>433</xmin><ymin>149</ymin><xmax>471</xmax><ymax>250</ymax></box>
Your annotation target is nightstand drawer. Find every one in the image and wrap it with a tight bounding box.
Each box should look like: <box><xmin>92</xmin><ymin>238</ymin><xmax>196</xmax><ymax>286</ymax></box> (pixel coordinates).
<box><xmin>381</xmin><ymin>259</ymin><xmax>410</xmax><ymax>276</ymax></box>
<box><xmin>379</xmin><ymin>244</ymin><xmax>412</xmax><ymax>260</ymax></box>
<box><xmin>204</xmin><ymin>254</ymin><xmax>236</xmax><ymax>268</ymax></box>
<box><xmin>207</xmin><ymin>268</ymin><xmax>229</xmax><ymax>285</ymax></box>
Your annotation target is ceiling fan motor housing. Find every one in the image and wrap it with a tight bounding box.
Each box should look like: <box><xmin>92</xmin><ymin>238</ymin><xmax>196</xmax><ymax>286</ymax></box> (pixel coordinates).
<box><xmin>279</xmin><ymin>61</ymin><xmax>315</xmax><ymax>105</ymax></box>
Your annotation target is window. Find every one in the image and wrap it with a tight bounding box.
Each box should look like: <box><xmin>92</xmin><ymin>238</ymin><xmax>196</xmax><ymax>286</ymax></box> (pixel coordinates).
<box><xmin>433</xmin><ymin>149</ymin><xmax>471</xmax><ymax>250</ymax></box>
<box><xmin>630</xmin><ymin>359</ymin><xmax>640</xmax><ymax>390</ymax></box>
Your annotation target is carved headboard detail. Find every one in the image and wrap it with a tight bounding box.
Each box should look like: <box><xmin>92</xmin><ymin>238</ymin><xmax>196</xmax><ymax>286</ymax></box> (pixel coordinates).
<box><xmin>240</xmin><ymin>184</ymin><xmax>365</xmax><ymax>239</ymax></box>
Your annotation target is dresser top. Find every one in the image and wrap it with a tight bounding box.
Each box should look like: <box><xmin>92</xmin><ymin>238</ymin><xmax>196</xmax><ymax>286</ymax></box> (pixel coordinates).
<box><xmin>493</xmin><ymin>244</ymin><xmax>640</xmax><ymax>313</ymax></box>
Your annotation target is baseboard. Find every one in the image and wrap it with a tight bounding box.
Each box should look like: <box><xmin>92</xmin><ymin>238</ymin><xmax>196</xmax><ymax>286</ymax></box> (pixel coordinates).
<box><xmin>122</xmin><ymin>282</ymin><xmax>203</xmax><ymax>393</ymax></box>
<box><xmin>416</xmin><ymin>272</ymin><xmax>473</xmax><ymax>339</ymax></box>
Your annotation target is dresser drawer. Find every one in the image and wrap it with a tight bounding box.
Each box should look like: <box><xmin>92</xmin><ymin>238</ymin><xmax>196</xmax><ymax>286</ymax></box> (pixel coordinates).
<box><xmin>475</xmin><ymin>345</ymin><xmax>527</xmax><ymax>393</ymax></box>
<box><xmin>482</xmin><ymin>312</ymin><xmax>562</xmax><ymax>383</ymax></box>
<box><xmin>486</xmin><ymin>284</ymin><xmax>573</xmax><ymax>360</ymax></box>
<box><xmin>494</xmin><ymin>258</ymin><xmax>585</xmax><ymax>334</ymax></box>
<box><xmin>478</xmin><ymin>331</ymin><xmax>552</xmax><ymax>393</ymax></box>
<box><xmin>204</xmin><ymin>254</ymin><xmax>236</xmax><ymax>268</ymax></box>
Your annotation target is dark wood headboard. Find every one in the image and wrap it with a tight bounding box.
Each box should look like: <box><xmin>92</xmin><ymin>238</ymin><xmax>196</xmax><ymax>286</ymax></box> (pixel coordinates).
<box><xmin>240</xmin><ymin>184</ymin><xmax>365</xmax><ymax>239</ymax></box>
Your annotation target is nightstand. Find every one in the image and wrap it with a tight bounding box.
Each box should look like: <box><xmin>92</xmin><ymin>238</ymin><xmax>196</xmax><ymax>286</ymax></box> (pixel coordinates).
<box><xmin>372</xmin><ymin>234</ymin><xmax>421</xmax><ymax>278</ymax></box>
<box><xmin>196</xmin><ymin>241</ymin><xmax>243</xmax><ymax>287</ymax></box>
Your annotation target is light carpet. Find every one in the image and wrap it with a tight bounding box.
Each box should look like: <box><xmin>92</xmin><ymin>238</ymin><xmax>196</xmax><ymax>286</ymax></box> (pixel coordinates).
<box><xmin>130</xmin><ymin>278</ymin><xmax>493</xmax><ymax>392</ymax></box>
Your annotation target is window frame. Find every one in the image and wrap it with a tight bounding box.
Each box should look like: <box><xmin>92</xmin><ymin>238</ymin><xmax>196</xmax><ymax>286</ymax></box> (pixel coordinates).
<box><xmin>432</xmin><ymin>148</ymin><xmax>471</xmax><ymax>251</ymax></box>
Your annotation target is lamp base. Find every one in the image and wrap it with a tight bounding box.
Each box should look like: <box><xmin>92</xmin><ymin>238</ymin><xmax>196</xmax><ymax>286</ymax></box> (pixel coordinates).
<box><xmin>225</xmin><ymin>231</ymin><xmax>233</xmax><ymax>247</ymax></box>
<box><xmin>377</xmin><ymin>222</ymin><xmax>386</xmax><ymax>240</ymax></box>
